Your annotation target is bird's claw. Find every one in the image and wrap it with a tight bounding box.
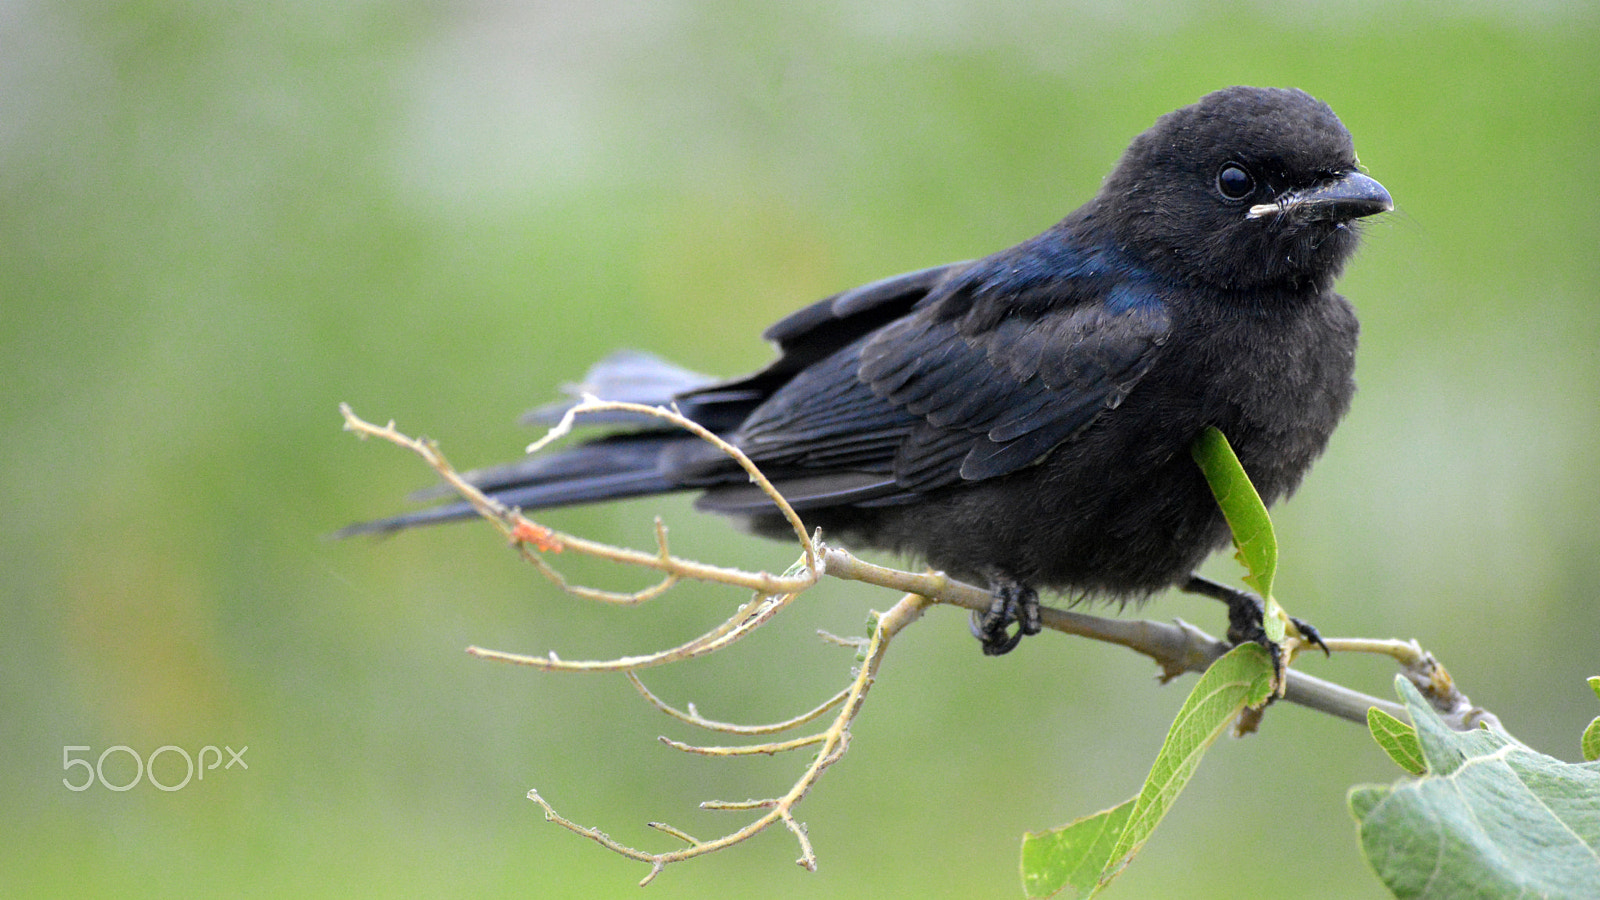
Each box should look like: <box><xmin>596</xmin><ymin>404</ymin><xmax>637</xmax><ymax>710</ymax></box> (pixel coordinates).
<box><xmin>970</xmin><ymin>580</ymin><xmax>1041</xmax><ymax>656</ymax></box>
<box><xmin>1290</xmin><ymin>615</ymin><xmax>1330</xmax><ymax>657</ymax></box>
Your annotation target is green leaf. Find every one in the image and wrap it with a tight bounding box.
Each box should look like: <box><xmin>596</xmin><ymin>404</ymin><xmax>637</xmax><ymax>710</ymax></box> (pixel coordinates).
<box><xmin>1190</xmin><ymin>427</ymin><xmax>1276</xmax><ymax>601</ymax></box>
<box><xmin>1350</xmin><ymin>676</ymin><xmax>1600</xmax><ymax>898</ymax></box>
<box><xmin>1020</xmin><ymin>800</ymin><xmax>1133</xmax><ymax>899</ymax></box>
<box><xmin>1020</xmin><ymin>644</ymin><xmax>1276</xmax><ymax>898</ymax></box>
<box><xmin>1366</xmin><ymin>707</ymin><xmax>1425</xmax><ymax>775</ymax></box>
<box><xmin>1107</xmin><ymin>643</ymin><xmax>1276</xmax><ymax>873</ymax></box>
<box><xmin>1583</xmin><ymin>676</ymin><xmax>1600</xmax><ymax>762</ymax></box>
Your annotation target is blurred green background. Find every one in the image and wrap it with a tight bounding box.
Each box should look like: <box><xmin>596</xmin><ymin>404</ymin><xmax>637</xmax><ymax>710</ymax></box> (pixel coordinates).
<box><xmin>5</xmin><ymin>2</ymin><xmax>1598</xmax><ymax>897</ymax></box>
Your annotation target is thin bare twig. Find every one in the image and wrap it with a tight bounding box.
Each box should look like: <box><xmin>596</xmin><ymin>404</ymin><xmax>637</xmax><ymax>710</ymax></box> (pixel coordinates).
<box><xmin>527</xmin><ymin>397</ymin><xmax>816</xmax><ymax>571</ymax></box>
<box><xmin>626</xmin><ymin>673</ymin><xmax>852</xmax><ymax>736</ymax></box>
<box><xmin>465</xmin><ymin>586</ymin><xmax>799</xmax><ymax>672</ymax></box>
<box><xmin>340</xmin><ymin>403</ymin><xmax>817</xmax><ymax>599</ymax></box>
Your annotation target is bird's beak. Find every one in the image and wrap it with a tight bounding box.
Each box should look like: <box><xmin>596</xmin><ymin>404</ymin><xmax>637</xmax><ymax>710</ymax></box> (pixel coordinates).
<box><xmin>1248</xmin><ymin>171</ymin><xmax>1393</xmax><ymax>222</ymax></box>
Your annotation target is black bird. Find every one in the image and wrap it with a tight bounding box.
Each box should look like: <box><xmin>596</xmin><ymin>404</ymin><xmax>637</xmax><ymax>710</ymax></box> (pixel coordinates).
<box><xmin>344</xmin><ymin>86</ymin><xmax>1391</xmax><ymax>655</ymax></box>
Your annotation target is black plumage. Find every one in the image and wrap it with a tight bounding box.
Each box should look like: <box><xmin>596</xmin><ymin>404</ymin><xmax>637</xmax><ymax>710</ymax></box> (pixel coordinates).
<box><xmin>344</xmin><ymin>86</ymin><xmax>1391</xmax><ymax>654</ymax></box>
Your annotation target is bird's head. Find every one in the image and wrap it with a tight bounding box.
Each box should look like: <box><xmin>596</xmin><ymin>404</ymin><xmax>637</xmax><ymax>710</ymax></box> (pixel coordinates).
<box><xmin>1094</xmin><ymin>86</ymin><xmax>1391</xmax><ymax>294</ymax></box>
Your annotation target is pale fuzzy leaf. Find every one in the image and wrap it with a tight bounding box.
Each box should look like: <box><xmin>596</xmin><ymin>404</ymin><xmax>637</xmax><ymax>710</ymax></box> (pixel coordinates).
<box><xmin>1351</xmin><ymin>676</ymin><xmax>1600</xmax><ymax>898</ymax></box>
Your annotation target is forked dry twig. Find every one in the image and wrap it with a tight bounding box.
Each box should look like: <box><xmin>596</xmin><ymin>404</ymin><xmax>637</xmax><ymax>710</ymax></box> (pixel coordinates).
<box><xmin>528</xmin><ymin>593</ymin><xmax>928</xmax><ymax>884</ymax></box>
<box><xmin>341</xmin><ymin>400</ymin><xmax>897</xmax><ymax>882</ymax></box>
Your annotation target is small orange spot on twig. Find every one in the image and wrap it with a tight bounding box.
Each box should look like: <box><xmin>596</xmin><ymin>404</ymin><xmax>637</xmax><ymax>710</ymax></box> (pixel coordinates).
<box><xmin>511</xmin><ymin>518</ymin><xmax>563</xmax><ymax>553</ymax></box>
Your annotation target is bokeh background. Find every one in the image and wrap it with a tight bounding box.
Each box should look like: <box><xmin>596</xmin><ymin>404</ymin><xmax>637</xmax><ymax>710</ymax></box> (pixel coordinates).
<box><xmin>5</xmin><ymin>2</ymin><xmax>1598</xmax><ymax>897</ymax></box>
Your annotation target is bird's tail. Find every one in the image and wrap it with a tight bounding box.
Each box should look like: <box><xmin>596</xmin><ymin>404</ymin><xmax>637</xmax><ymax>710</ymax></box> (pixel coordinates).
<box><xmin>334</xmin><ymin>351</ymin><xmax>745</xmax><ymax>538</ymax></box>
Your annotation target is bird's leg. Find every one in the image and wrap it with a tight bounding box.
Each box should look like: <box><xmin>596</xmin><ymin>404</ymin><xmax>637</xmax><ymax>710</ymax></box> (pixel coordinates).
<box><xmin>1179</xmin><ymin>573</ymin><xmax>1330</xmax><ymax>666</ymax></box>
<box><xmin>968</xmin><ymin>575</ymin><xmax>1041</xmax><ymax>656</ymax></box>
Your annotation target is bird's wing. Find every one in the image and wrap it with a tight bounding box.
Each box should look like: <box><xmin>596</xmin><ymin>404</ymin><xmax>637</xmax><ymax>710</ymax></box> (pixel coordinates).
<box><xmin>513</xmin><ymin>263</ymin><xmax>964</xmax><ymax>434</ymax></box>
<box><xmin>869</xmin><ymin>281</ymin><xmax>1172</xmax><ymax>485</ymax></box>
<box><xmin>680</xmin><ymin>261</ymin><xmax>970</xmax><ymax>407</ymax></box>
<box><xmin>762</xmin><ymin>262</ymin><xmax>968</xmax><ymax>364</ymax></box>
<box><xmin>699</xmin><ymin>258</ymin><xmax>1171</xmax><ymax>512</ymax></box>
<box><xmin>665</xmin><ymin>262</ymin><xmax>969</xmax><ymax>500</ymax></box>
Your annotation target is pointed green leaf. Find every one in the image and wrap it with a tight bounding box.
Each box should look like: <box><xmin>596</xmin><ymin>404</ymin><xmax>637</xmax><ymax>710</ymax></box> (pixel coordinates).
<box><xmin>1107</xmin><ymin>644</ymin><xmax>1275</xmax><ymax>872</ymax></box>
<box><xmin>1350</xmin><ymin>676</ymin><xmax>1600</xmax><ymax>898</ymax></box>
<box><xmin>1191</xmin><ymin>427</ymin><xmax>1276</xmax><ymax>601</ymax></box>
<box><xmin>1366</xmin><ymin>707</ymin><xmax>1425</xmax><ymax>775</ymax></box>
<box><xmin>1020</xmin><ymin>644</ymin><xmax>1274</xmax><ymax>897</ymax></box>
<box><xmin>1021</xmin><ymin>800</ymin><xmax>1134</xmax><ymax>899</ymax></box>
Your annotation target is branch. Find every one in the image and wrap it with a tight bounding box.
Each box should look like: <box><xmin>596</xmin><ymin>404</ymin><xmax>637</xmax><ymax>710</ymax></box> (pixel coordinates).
<box><xmin>338</xmin><ymin>401</ymin><xmax>1497</xmax><ymax>881</ymax></box>
<box><xmin>819</xmin><ymin>546</ymin><xmax>1447</xmax><ymax>727</ymax></box>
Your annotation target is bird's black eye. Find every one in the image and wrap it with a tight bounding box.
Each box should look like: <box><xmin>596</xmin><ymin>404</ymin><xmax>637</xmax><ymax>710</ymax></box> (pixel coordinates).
<box><xmin>1216</xmin><ymin>164</ymin><xmax>1255</xmax><ymax>201</ymax></box>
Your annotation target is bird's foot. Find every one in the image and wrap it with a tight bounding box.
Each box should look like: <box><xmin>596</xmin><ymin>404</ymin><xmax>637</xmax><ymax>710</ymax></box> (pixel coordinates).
<box><xmin>969</xmin><ymin>577</ymin><xmax>1041</xmax><ymax>656</ymax></box>
<box><xmin>1181</xmin><ymin>573</ymin><xmax>1328</xmax><ymax>660</ymax></box>
<box><xmin>1212</xmin><ymin>584</ymin><xmax>1328</xmax><ymax>691</ymax></box>
<box><xmin>1224</xmin><ymin>595</ymin><xmax>1329</xmax><ymax>654</ymax></box>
